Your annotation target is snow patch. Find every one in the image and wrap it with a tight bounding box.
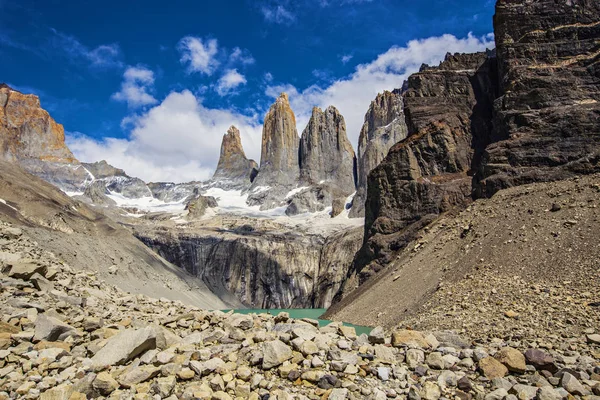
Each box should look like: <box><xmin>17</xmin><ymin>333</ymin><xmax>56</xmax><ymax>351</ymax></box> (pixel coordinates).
<box><xmin>285</xmin><ymin>186</ymin><xmax>309</xmax><ymax>200</ymax></box>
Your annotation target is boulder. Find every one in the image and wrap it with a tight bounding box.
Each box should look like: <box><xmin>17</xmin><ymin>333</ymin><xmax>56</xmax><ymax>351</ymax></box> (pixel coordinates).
<box><xmin>90</xmin><ymin>326</ymin><xmax>157</xmax><ymax>368</ymax></box>
<box><xmin>34</xmin><ymin>314</ymin><xmax>77</xmax><ymax>342</ymax></box>
<box><xmin>479</xmin><ymin>356</ymin><xmax>509</xmax><ymax>379</ymax></box>
<box><xmin>495</xmin><ymin>347</ymin><xmax>527</xmax><ymax>374</ymax></box>
<box><xmin>262</xmin><ymin>340</ymin><xmax>293</xmax><ymax>369</ymax></box>
<box><xmin>392</xmin><ymin>330</ymin><xmax>429</xmax><ymax>348</ymax></box>
<box><xmin>7</xmin><ymin>261</ymin><xmax>47</xmax><ymax>280</ymax></box>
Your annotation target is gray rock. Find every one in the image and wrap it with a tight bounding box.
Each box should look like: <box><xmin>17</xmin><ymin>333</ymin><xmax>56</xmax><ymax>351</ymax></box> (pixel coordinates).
<box><xmin>561</xmin><ymin>372</ymin><xmax>589</xmax><ymax>396</ymax></box>
<box><xmin>536</xmin><ymin>387</ymin><xmax>563</xmax><ymax>400</ymax></box>
<box><xmin>485</xmin><ymin>388</ymin><xmax>508</xmax><ymax>400</ymax></box>
<box><xmin>7</xmin><ymin>261</ymin><xmax>47</xmax><ymax>280</ymax></box>
<box><xmin>90</xmin><ymin>326</ymin><xmax>157</xmax><ymax>368</ymax></box>
<box><xmin>510</xmin><ymin>384</ymin><xmax>538</xmax><ymax>400</ymax></box>
<box><xmin>368</xmin><ymin>326</ymin><xmax>385</xmax><ymax>344</ymax></box>
<box><xmin>262</xmin><ymin>340</ymin><xmax>293</xmax><ymax>369</ymax></box>
<box><xmin>185</xmin><ymin>194</ymin><xmax>218</xmax><ymax>219</ymax></box>
<box><xmin>34</xmin><ymin>314</ymin><xmax>76</xmax><ymax>342</ymax></box>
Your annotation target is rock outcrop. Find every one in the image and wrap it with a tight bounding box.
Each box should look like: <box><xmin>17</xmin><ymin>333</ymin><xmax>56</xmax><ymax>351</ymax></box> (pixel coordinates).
<box><xmin>298</xmin><ymin>106</ymin><xmax>356</xmax><ymax>193</ymax></box>
<box><xmin>136</xmin><ymin>220</ymin><xmax>363</xmax><ymax>309</ymax></box>
<box><xmin>212</xmin><ymin>126</ymin><xmax>258</xmax><ymax>188</ymax></box>
<box><xmin>82</xmin><ymin>160</ymin><xmax>127</xmax><ymax>179</ymax></box>
<box><xmin>347</xmin><ymin>53</ymin><xmax>498</xmax><ymax>287</ymax></box>
<box><xmin>337</xmin><ymin>0</ymin><xmax>600</xmax><ymax>300</ymax></box>
<box><xmin>476</xmin><ymin>0</ymin><xmax>600</xmax><ymax>196</ymax></box>
<box><xmin>349</xmin><ymin>90</ymin><xmax>408</xmax><ymax>218</ymax></box>
<box><xmin>0</xmin><ymin>84</ymin><xmax>91</xmax><ymax>192</ymax></box>
<box><xmin>247</xmin><ymin>93</ymin><xmax>300</xmax><ymax>209</ymax></box>
<box><xmin>185</xmin><ymin>193</ymin><xmax>218</xmax><ymax>219</ymax></box>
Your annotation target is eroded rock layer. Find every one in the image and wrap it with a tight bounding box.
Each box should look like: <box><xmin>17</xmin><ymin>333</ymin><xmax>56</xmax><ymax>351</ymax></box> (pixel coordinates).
<box><xmin>136</xmin><ymin>221</ymin><xmax>362</xmax><ymax>309</ymax></box>
<box><xmin>476</xmin><ymin>0</ymin><xmax>600</xmax><ymax>196</ymax></box>
<box><xmin>349</xmin><ymin>90</ymin><xmax>408</xmax><ymax>218</ymax></box>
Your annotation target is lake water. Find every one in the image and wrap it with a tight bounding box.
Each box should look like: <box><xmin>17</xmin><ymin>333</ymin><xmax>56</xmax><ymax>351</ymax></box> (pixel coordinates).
<box><xmin>221</xmin><ymin>308</ymin><xmax>372</xmax><ymax>336</ymax></box>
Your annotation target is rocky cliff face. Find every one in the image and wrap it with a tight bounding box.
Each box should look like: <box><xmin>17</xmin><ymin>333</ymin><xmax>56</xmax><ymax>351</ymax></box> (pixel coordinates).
<box><xmin>0</xmin><ymin>84</ymin><xmax>91</xmax><ymax>192</ymax></box>
<box><xmin>349</xmin><ymin>90</ymin><xmax>408</xmax><ymax>218</ymax></box>
<box><xmin>299</xmin><ymin>106</ymin><xmax>356</xmax><ymax>193</ymax></box>
<box><xmin>339</xmin><ymin>0</ymin><xmax>600</xmax><ymax>298</ymax></box>
<box><xmin>476</xmin><ymin>0</ymin><xmax>600</xmax><ymax>196</ymax></box>
<box><xmin>212</xmin><ymin>126</ymin><xmax>258</xmax><ymax>187</ymax></box>
<box><xmin>247</xmin><ymin>93</ymin><xmax>300</xmax><ymax>209</ymax></box>
<box><xmin>136</xmin><ymin>220</ymin><xmax>362</xmax><ymax>309</ymax></box>
<box><xmin>345</xmin><ymin>52</ymin><xmax>498</xmax><ymax>289</ymax></box>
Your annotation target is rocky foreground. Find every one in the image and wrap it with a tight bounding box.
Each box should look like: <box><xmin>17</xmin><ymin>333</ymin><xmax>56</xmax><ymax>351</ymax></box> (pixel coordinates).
<box><xmin>1</xmin><ymin>223</ymin><xmax>600</xmax><ymax>400</ymax></box>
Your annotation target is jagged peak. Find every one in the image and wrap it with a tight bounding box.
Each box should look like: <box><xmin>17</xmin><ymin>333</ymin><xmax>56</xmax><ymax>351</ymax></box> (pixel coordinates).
<box><xmin>276</xmin><ymin>92</ymin><xmax>290</xmax><ymax>104</ymax></box>
<box><xmin>226</xmin><ymin>125</ymin><xmax>241</xmax><ymax>138</ymax></box>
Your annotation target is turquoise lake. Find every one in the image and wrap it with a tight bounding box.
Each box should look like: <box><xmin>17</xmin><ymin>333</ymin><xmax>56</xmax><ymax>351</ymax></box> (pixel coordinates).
<box><xmin>221</xmin><ymin>308</ymin><xmax>373</xmax><ymax>336</ymax></box>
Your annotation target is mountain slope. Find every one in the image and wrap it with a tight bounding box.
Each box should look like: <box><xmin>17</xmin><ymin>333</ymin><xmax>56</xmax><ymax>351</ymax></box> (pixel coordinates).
<box><xmin>324</xmin><ymin>174</ymin><xmax>600</xmax><ymax>332</ymax></box>
<box><xmin>0</xmin><ymin>159</ymin><xmax>238</xmax><ymax>309</ymax></box>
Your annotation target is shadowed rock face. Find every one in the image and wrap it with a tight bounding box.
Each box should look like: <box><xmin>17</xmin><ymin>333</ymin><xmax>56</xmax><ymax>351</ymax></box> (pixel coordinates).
<box><xmin>248</xmin><ymin>93</ymin><xmax>300</xmax><ymax>209</ymax></box>
<box><xmin>299</xmin><ymin>106</ymin><xmax>356</xmax><ymax>194</ymax></box>
<box><xmin>349</xmin><ymin>90</ymin><xmax>408</xmax><ymax>218</ymax></box>
<box><xmin>342</xmin><ymin>52</ymin><xmax>498</xmax><ymax>292</ymax></box>
<box><xmin>476</xmin><ymin>0</ymin><xmax>600</xmax><ymax>196</ymax></box>
<box><xmin>136</xmin><ymin>223</ymin><xmax>363</xmax><ymax>309</ymax></box>
<box><xmin>0</xmin><ymin>84</ymin><xmax>91</xmax><ymax>191</ymax></box>
<box><xmin>212</xmin><ymin>126</ymin><xmax>258</xmax><ymax>186</ymax></box>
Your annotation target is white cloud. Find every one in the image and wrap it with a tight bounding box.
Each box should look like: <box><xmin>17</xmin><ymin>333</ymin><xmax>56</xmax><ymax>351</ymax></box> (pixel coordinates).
<box><xmin>216</xmin><ymin>69</ymin><xmax>247</xmax><ymax>96</ymax></box>
<box><xmin>230</xmin><ymin>47</ymin><xmax>255</xmax><ymax>65</ymax></box>
<box><xmin>111</xmin><ymin>66</ymin><xmax>158</xmax><ymax>108</ymax></box>
<box><xmin>49</xmin><ymin>29</ymin><xmax>123</xmax><ymax>69</ymax></box>
<box><xmin>68</xmin><ymin>90</ymin><xmax>262</xmax><ymax>183</ymax></box>
<box><xmin>266</xmin><ymin>33</ymin><xmax>494</xmax><ymax>149</ymax></box>
<box><xmin>261</xmin><ymin>5</ymin><xmax>295</xmax><ymax>24</ymax></box>
<box><xmin>341</xmin><ymin>54</ymin><xmax>353</xmax><ymax>64</ymax></box>
<box><xmin>68</xmin><ymin>32</ymin><xmax>494</xmax><ymax>184</ymax></box>
<box><xmin>178</xmin><ymin>36</ymin><xmax>220</xmax><ymax>75</ymax></box>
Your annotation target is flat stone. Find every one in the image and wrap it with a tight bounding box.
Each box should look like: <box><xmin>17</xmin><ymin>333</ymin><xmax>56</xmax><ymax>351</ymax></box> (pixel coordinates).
<box><xmin>118</xmin><ymin>365</ymin><xmax>160</xmax><ymax>388</ymax></box>
<box><xmin>34</xmin><ymin>314</ymin><xmax>76</xmax><ymax>342</ymax></box>
<box><xmin>510</xmin><ymin>384</ymin><xmax>538</xmax><ymax>400</ymax></box>
<box><xmin>524</xmin><ymin>349</ymin><xmax>556</xmax><ymax>372</ymax></box>
<box><xmin>561</xmin><ymin>372</ymin><xmax>589</xmax><ymax>396</ymax></box>
<box><xmin>90</xmin><ymin>326</ymin><xmax>157</xmax><ymax>368</ymax></box>
<box><xmin>587</xmin><ymin>334</ymin><xmax>600</xmax><ymax>344</ymax></box>
<box><xmin>329</xmin><ymin>388</ymin><xmax>349</xmax><ymax>400</ymax></box>
<box><xmin>8</xmin><ymin>262</ymin><xmax>46</xmax><ymax>280</ymax></box>
<box><xmin>392</xmin><ymin>330</ymin><xmax>429</xmax><ymax>348</ymax></box>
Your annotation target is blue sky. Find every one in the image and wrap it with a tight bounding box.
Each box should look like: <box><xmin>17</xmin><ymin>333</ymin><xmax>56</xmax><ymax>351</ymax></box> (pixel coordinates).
<box><xmin>0</xmin><ymin>0</ymin><xmax>495</xmax><ymax>182</ymax></box>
